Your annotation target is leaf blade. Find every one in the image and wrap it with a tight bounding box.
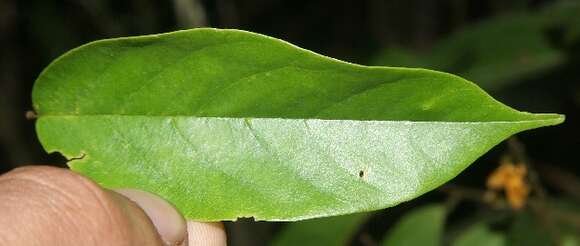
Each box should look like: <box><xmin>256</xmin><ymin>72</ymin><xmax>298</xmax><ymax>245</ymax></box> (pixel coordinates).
<box><xmin>381</xmin><ymin>204</ymin><xmax>446</xmax><ymax>246</ymax></box>
<box><xmin>270</xmin><ymin>212</ymin><xmax>369</xmax><ymax>246</ymax></box>
<box><xmin>33</xmin><ymin>28</ymin><xmax>564</xmax><ymax>221</ymax></box>
<box><xmin>453</xmin><ymin>223</ymin><xmax>506</xmax><ymax>246</ymax></box>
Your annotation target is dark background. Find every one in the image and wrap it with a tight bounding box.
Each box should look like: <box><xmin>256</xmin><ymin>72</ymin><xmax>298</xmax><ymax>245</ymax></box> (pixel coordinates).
<box><xmin>1</xmin><ymin>0</ymin><xmax>579</xmax><ymax>245</ymax></box>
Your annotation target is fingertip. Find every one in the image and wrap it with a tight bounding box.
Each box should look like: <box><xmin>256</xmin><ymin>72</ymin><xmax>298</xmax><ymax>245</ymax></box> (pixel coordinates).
<box><xmin>187</xmin><ymin>221</ymin><xmax>227</xmax><ymax>246</ymax></box>
<box><xmin>114</xmin><ymin>189</ymin><xmax>188</xmax><ymax>246</ymax></box>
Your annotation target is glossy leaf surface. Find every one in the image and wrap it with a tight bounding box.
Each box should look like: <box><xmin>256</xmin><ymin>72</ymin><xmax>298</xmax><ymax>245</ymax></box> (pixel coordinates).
<box><xmin>33</xmin><ymin>28</ymin><xmax>563</xmax><ymax>221</ymax></box>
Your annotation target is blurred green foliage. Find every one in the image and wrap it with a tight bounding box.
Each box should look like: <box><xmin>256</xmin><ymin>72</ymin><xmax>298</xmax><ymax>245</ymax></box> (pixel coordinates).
<box><xmin>380</xmin><ymin>205</ymin><xmax>445</xmax><ymax>246</ymax></box>
<box><xmin>371</xmin><ymin>1</ymin><xmax>579</xmax><ymax>92</ymax></box>
<box><xmin>271</xmin><ymin>212</ymin><xmax>369</xmax><ymax>246</ymax></box>
<box><xmin>453</xmin><ymin>223</ymin><xmax>506</xmax><ymax>246</ymax></box>
<box><xmin>508</xmin><ymin>212</ymin><xmax>553</xmax><ymax>246</ymax></box>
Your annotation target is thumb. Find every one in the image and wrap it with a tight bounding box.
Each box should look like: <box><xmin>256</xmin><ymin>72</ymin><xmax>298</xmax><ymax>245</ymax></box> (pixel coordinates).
<box><xmin>0</xmin><ymin>166</ymin><xmax>164</xmax><ymax>246</ymax></box>
<box><xmin>0</xmin><ymin>166</ymin><xmax>226</xmax><ymax>246</ymax></box>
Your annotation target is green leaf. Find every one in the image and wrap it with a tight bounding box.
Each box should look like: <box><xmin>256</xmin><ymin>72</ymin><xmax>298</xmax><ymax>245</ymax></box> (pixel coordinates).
<box><xmin>371</xmin><ymin>12</ymin><xmax>565</xmax><ymax>92</ymax></box>
<box><xmin>270</xmin><ymin>212</ymin><xmax>369</xmax><ymax>246</ymax></box>
<box><xmin>381</xmin><ymin>204</ymin><xmax>445</xmax><ymax>246</ymax></box>
<box><xmin>562</xmin><ymin>235</ymin><xmax>580</xmax><ymax>246</ymax></box>
<box><xmin>540</xmin><ymin>0</ymin><xmax>580</xmax><ymax>44</ymax></box>
<box><xmin>452</xmin><ymin>223</ymin><xmax>506</xmax><ymax>246</ymax></box>
<box><xmin>508</xmin><ymin>212</ymin><xmax>554</xmax><ymax>246</ymax></box>
<box><xmin>33</xmin><ymin>28</ymin><xmax>563</xmax><ymax>221</ymax></box>
<box><xmin>548</xmin><ymin>199</ymin><xmax>580</xmax><ymax>246</ymax></box>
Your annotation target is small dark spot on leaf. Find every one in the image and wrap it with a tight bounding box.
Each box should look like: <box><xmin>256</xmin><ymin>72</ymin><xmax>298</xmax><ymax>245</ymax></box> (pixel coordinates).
<box><xmin>359</xmin><ymin>170</ymin><xmax>364</xmax><ymax>178</ymax></box>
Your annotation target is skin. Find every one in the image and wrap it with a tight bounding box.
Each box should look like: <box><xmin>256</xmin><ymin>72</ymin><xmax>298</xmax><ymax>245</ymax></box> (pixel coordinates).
<box><xmin>0</xmin><ymin>166</ymin><xmax>227</xmax><ymax>246</ymax></box>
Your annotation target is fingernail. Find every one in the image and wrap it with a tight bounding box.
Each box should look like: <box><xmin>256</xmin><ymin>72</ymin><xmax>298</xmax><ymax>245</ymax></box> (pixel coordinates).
<box><xmin>115</xmin><ymin>189</ymin><xmax>188</xmax><ymax>246</ymax></box>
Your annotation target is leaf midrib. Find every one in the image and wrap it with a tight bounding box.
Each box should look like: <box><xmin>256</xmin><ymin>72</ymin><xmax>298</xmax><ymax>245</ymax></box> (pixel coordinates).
<box><xmin>37</xmin><ymin>114</ymin><xmax>563</xmax><ymax>125</ymax></box>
